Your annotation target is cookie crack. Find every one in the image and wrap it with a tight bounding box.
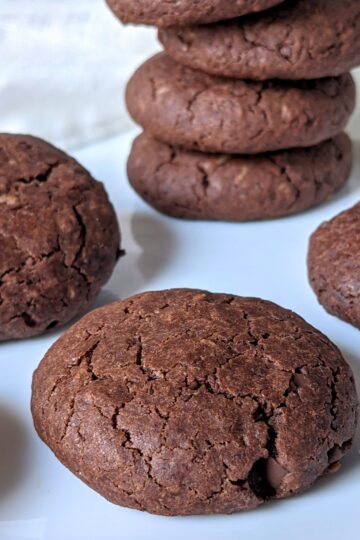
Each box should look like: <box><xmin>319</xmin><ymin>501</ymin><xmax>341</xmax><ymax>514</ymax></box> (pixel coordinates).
<box><xmin>328</xmin><ymin>365</ymin><xmax>340</xmax><ymax>432</ymax></box>
<box><xmin>1</xmin><ymin>193</ymin><xmax>93</xmax><ymax>324</ymax></box>
<box><xmin>135</xmin><ymin>335</ymin><xmax>146</xmax><ymax>374</ymax></box>
<box><xmin>195</xmin><ymin>162</ymin><xmax>210</xmax><ymax>196</ymax></box>
<box><xmin>59</xmin><ymin>350</ymin><xmax>100</xmax><ymax>441</ymax></box>
<box><xmin>267</xmin><ymin>156</ymin><xmax>301</xmax><ymax>207</ymax></box>
<box><xmin>47</xmin><ymin>341</ymin><xmax>100</xmax><ymax>442</ymax></box>
<box><xmin>15</xmin><ymin>160</ymin><xmax>60</xmax><ymax>186</ymax></box>
<box><xmin>154</xmin><ymin>145</ymin><xmax>177</xmax><ymax>176</ymax></box>
<box><xmin>186</xmin><ymin>88</ymin><xmax>208</xmax><ymax>121</ymax></box>
<box><xmin>68</xmin><ymin>205</ymin><xmax>92</xmax><ymax>295</ymax></box>
<box><xmin>81</xmin><ymin>341</ymin><xmax>100</xmax><ymax>381</ymax></box>
<box><xmin>72</xmin><ymin>205</ymin><xmax>86</xmax><ymax>264</ymax></box>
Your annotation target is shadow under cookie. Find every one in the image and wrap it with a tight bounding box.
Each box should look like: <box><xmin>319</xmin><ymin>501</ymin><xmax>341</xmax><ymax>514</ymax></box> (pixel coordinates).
<box><xmin>131</xmin><ymin>212</ymin><xmax>178</xmax><ymax>282</ymax></box>
<box><xmin>0</xmin><ymin>404</ymin><xmax>29</xmax><ymax>501</ymax></box>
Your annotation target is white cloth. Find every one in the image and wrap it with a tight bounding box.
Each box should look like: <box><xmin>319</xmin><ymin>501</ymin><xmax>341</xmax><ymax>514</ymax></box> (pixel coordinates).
<box><xmin>0</xmin><ymin>0</ymin><xmax>160</xmax><ymax>150</ymax></box>
<box><xmin>0</xmin><ymin>1</ymin><xmax>358</xmax><ymax>150</ymax></box>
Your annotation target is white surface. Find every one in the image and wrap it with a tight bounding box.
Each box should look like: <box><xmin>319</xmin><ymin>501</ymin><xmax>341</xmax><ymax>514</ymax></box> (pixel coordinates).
<box><xmin>0</xmin><ymin>119</ymin><xmax>360</xmax><ymax>539</ymax></box>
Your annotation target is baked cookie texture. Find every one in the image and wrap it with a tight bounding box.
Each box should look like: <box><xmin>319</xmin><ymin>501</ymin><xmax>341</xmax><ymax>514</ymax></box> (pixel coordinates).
<box><xmin>126</xmin><ymin>54</ymin><xmax>356</xmax><ymax>155</ymax></box>
<box><xmin>106</xmin><ymin>0</ymin><xmax>284</xmax><ymax>28</ymax></box>
<box><xmin>0</xmin><ymin>134</ymin><xmax>121</xmax><ymax>341</ymax></box>
<box><xmin>128</xmin><ymin>132</ymin><xmax>352</xmax><ymax>221</ymax></box>
<box><xmin>159</xmin><ymin>0</ymin><xmax>360</xmax><ymax>80</ymax></box>
<box><xmin>32</xmin><ymin>289</ymin><xmax>359</xmax><ymax>516</ymax></box>
<box><xmin>308</xmin><ymin>203</ymin><xmax>360</xmax><ymax>330</ymax></box>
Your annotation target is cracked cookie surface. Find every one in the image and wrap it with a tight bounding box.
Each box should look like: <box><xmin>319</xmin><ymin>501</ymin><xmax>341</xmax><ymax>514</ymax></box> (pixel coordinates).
<box><xmin>308</xmin><ymin>203</ymin><xmax>360</xmax><ymax>330</ymax></box>
<box><xmin>106</xmin><ymin>0</ymin><xmax>283</xmax><ymax>28</ymax></box>
<box><xmin>31</xmin><ymin>289</ymin><xmax>359</xmax><ymax>515</ymax></box>
<box><xmin>126</xmin><ymin>54</ymin><xmax>355</xmax><ymax>155</ymax></box>
<box><xmin>160</xmin><ymin>0</ymin><xmax>360</xmax><ymax>81</ymax></box>
<box><xmin>0</xmin><ymin>134</ymin><xmax>121</xmax><ymax>341</ymax></box>
<box><xmin>128</xmin><ymin>132</ymin><xmax>352</xmax><ymax>221</ymax></box>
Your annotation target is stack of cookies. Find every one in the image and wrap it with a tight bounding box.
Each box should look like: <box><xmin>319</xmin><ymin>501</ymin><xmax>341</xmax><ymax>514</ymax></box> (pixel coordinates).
<box><xmin>107</xmin><ymin>0</ymin><xmax>360</xmax><ymax>221</ymax></box>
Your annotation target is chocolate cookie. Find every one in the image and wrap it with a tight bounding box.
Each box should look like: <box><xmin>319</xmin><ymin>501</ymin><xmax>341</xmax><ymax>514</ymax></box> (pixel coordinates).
<box><xmin>126</xmin><ymin>54</ymin><xmax>355</xmax><ymax>155</ymax></box>
<box><xmin>128</xmin><ymin>132</ymin><xmax>352</xmax><ymax>221</ymax></box>
<box><xmin>159</xmin><ymin>0</ymin><xmax>360</xmax><ymax>81</ymax></box>
<box><xmin>308</xmin><ymin>203</ymin><xmax>360</xmax><ymax>330</ymax></box>
<box><xmin>0</xmin><ymin>134</ymin><xmax>121</xmax><ymax>341</ymax></box>
<box><xmin>32</xmin><ymin>289</ymin><xmax>359</xmax><ymax>516</ymax></box>
<box><xmin>106</xmin><ymin>0</ymin><xmax>284</xmax><ymax>28</ymax></box>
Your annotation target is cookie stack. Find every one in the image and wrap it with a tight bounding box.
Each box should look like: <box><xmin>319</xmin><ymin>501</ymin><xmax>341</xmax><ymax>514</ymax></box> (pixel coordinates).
<box><xmin>107</xmin><ymin>0</ymin><xmax>359</xmax><ymax>222</ymax></box>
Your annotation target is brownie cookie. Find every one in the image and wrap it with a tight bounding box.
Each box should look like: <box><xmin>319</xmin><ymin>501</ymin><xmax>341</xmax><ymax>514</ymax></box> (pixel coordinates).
<box><xmin>160</xmin><ymin>0</ymin><xmax>360</xmax><ymax>81</ymax></box>
<box><xmin>126</xmin><ymin>54</ymin><xmax>355</xmax><ymax>155</ymax></box>
<box><xmin>32</xmin><ymin>289</ymin><xmax>359</xmax><ymax>516</ymax></box>
<box><xmin>0</xmin><ymin>134</ymin><xmax>121</xmax><ymax>341</ymax></box>
<box><xmin>128</xmin><ymin>132</ymin><xmax>352</xmax><ymax>221</ymax></box>
<box><xmin>106</xmin><ymin>0</ymin><xmax>284</xmax><ymax>28</ymax></box>
<box><xmin>308</xmin><ymin>203</ymin><xmax>360</xmax><ymax>330</ymax></box>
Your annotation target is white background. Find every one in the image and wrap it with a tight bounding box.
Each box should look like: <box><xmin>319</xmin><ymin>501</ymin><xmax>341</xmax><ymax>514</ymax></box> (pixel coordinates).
<box><xmin>0</xmin><ymin>0</ymin><xmax>359</xmax><ymax>150</ymax></box>
<box><xmin>0</xmin><ymin>0</ymin><xmax>160</xmax><ymax>149</ymax></box>
<box><xmin>0</xmin><ymin>1</ymin><xmax>359</xmax><ymax>539</ymax></box>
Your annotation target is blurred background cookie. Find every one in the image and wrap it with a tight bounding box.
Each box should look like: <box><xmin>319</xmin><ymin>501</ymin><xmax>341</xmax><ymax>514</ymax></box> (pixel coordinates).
<box><xmin>308</xmin><ymin>202</ymin><xmax>360</xmax><ymax>330</ymax></box>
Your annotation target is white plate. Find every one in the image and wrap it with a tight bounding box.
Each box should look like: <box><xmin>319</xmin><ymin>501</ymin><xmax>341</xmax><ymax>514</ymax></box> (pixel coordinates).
<box><xmin>1</xmin><ymin>120</ymin><xmax>359</xmax><ymax>539</ymax></box>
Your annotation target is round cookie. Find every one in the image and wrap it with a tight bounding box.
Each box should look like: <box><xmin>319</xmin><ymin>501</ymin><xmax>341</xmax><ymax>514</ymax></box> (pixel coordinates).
<box><xmin>106</xmin><ymin>0</ymin><xmax>284</xmax><ymax>28</ymax></box>
<box><xmin>32</xmin><ymin>289</ymin><xmax>359</xmax><ymax>516</ymax></box>
<box><xmin>128</xmin><ymin>132</ymin><xmax>352</xmax><ymax>221</ymax></box>
<box><xmin>308</xmin><ymin>203</ymin><xmax>360</xmax><ymax>330</ymax></box>
<box><xmin>0</xmin><ymin>134</ymin><xmax>121</xmax><ymax>341</ymax></box>
<box><xmin>126</xmin><ymin>54</ymin><xmax>355</xmax><ymax>155</ymax></box>
<box><xmin>159</xmin><ymin>0</ymin><xmax>360</xmax><ymax>81</ymax></box>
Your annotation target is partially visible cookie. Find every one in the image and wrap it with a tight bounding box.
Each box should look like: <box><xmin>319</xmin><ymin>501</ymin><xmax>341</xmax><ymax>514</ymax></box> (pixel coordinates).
<box><xmin>308</xmin><ymin>203</ymin><xmax>360</xmax><ymax>330</ymax></box>
<box><xmin>0</xmin><ymin>134</ymin><xmax>121</xmax><ymax>341</ymax></box>
<box><xmin>159</xmin><ymin>0</ymin><xmax>360</xmax><ymax>80</ymax></box>
<box><xmin>106</xmin><ymin>0</ymin><xmax>284</xmax><ymax>28</ymax></box>
<box><xmin>126</xmin><ymin>54</ymin><xmax>355</xmax><ymax>155</ymax></box>
<box><xmin>32</xmin><ymin>289</ymin><xmax>359</xmax><ymax>516</ymax></box>
<box><xmin>128</xmin><ymin>133</ymin><xmax>352</xmax><ymax>221</ymax></box>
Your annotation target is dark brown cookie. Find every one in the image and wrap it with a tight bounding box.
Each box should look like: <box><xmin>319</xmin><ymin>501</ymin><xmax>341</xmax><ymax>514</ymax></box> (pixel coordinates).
<box><xmin>0</xmin><ymin>134</ymin><xmax>121</xmax><ymax>341</ymax></box>
<box><xmin>126</xmin><ymin>54</ymin><xmax>355</xmax><ymax>155</ymax></box>
<box><xmin>128</xmin><ymin>132</ymin><xmax>352</xmax><ymax>221</ymax></box>
<box><xmin>308</xmin><ymin>203</ymin><xmax>360</xmax><ymax>330</ymax></box>
<box><xmin>106</xmin><ymin>0</ymin><xmax>284</xmax><ymax>28</ymax></box>
<box><xmin>32</xmin><ymin>289</ymin><xmax>359</xmax><ymax>516</ymax></box>
<box><xmin>159</xmin><ymin>0</ymin><xmax>360</xmax><ymax>81</ymax></box>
